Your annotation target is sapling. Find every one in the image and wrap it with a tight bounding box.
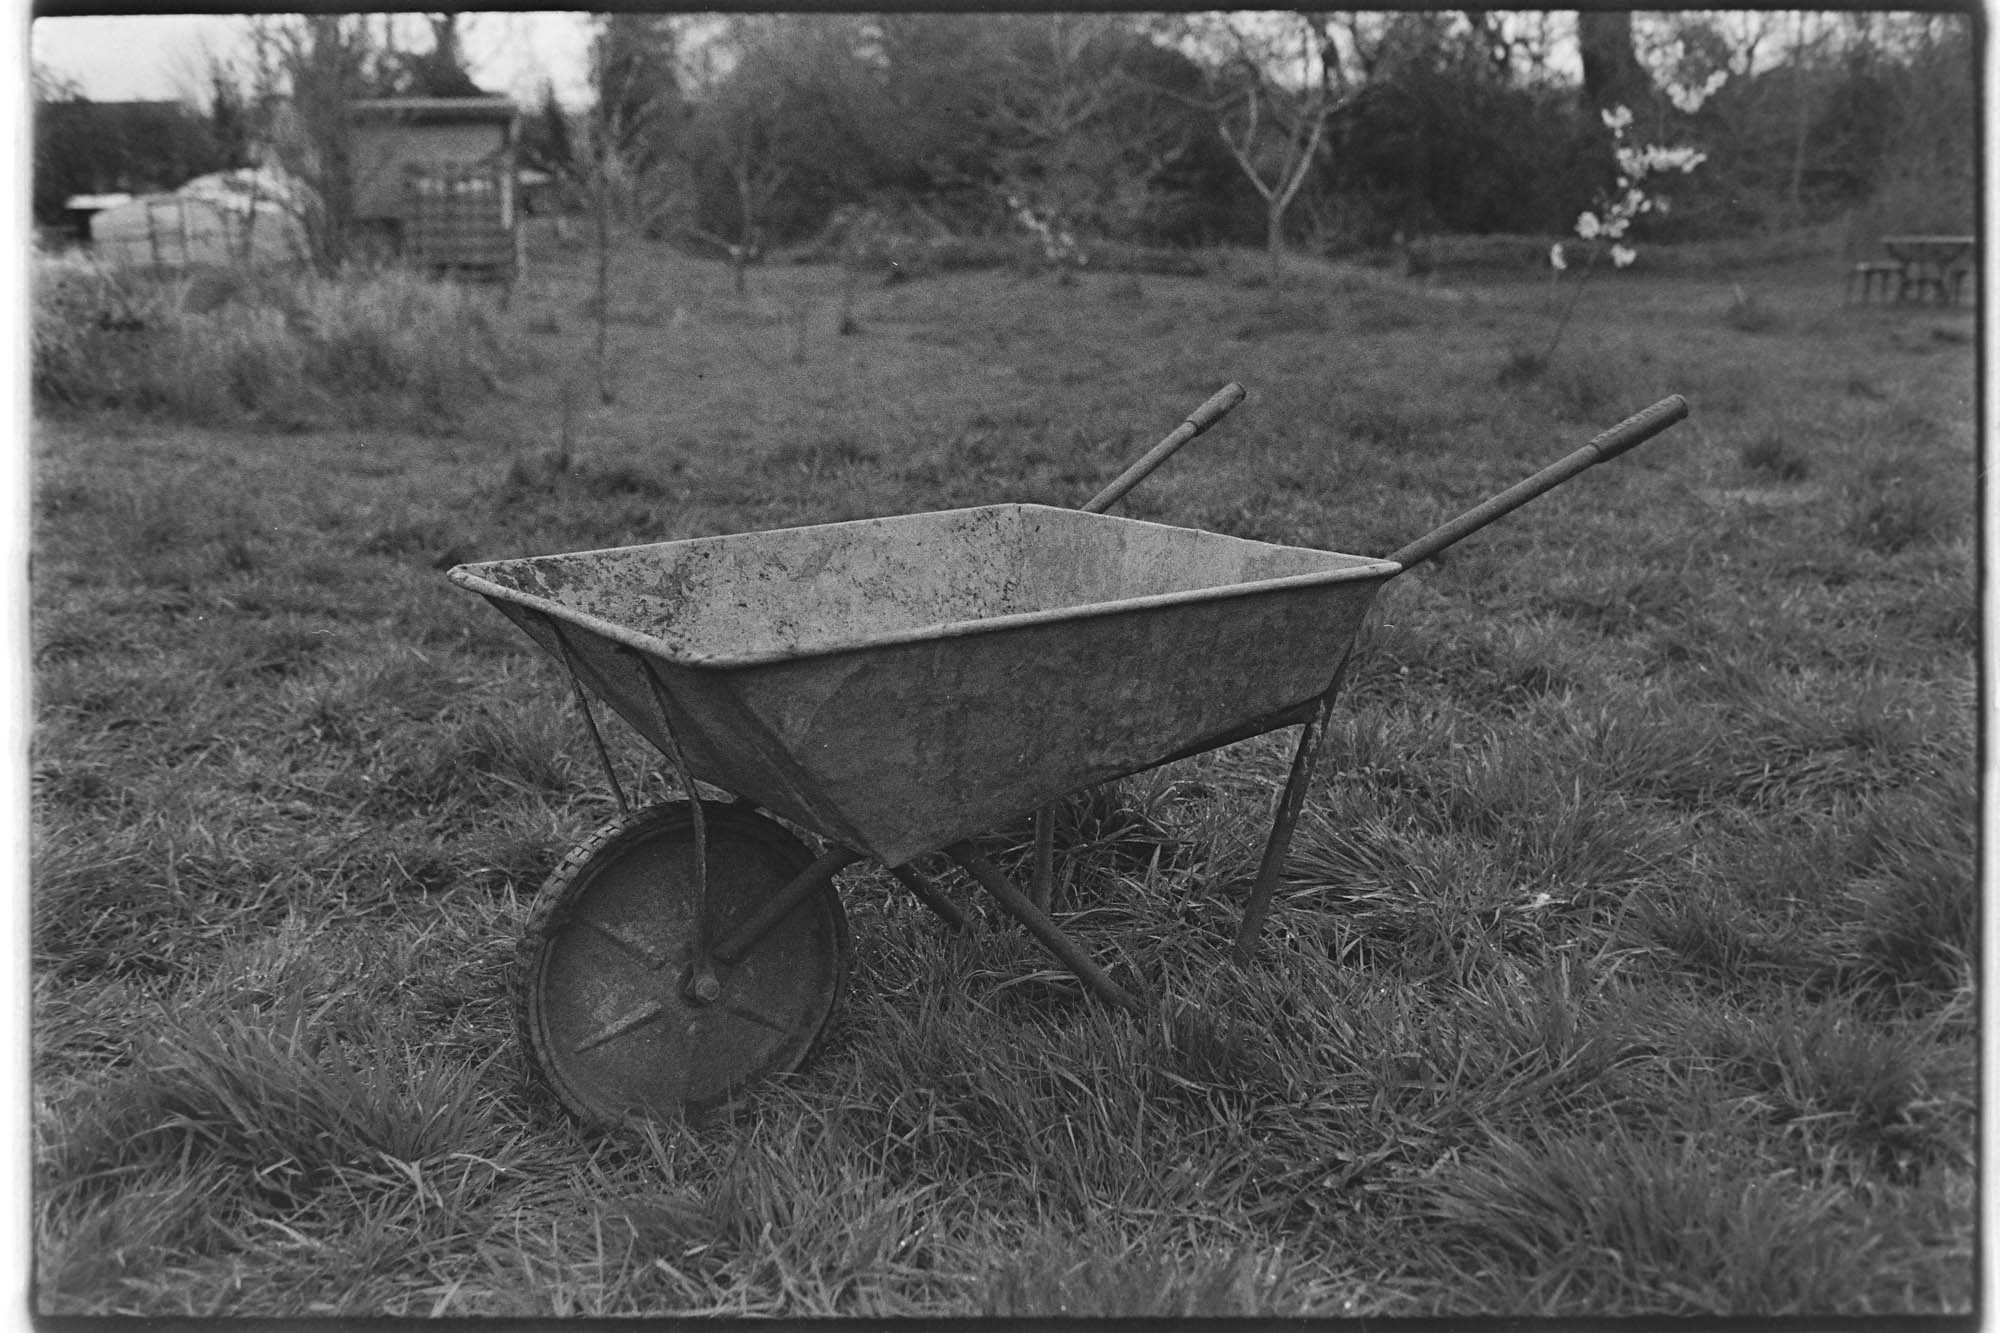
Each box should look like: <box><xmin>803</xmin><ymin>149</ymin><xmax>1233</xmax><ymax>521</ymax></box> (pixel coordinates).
<box><xmin>1535</xmin><ymin>89</ymin><xmax>1719</xmax><ymax>371</ymax></box>
<box><xmin>1010</xmin><ymin>194</ymin><xmax>1087</xmax><ymax>283</ymax></box>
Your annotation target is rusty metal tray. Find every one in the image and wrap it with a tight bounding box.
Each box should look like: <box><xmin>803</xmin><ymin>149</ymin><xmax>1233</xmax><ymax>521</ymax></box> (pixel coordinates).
<box><xmin>450</xmin><ymin>503</ymin><xmax>1398</xmax><ymax>864</ymax></box>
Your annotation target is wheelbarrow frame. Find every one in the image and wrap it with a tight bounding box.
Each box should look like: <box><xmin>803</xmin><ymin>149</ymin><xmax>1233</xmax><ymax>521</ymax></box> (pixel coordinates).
<box><xmin>451</xmin><ymin>388</ymin><xmax>1689</xmax><ymax>1111</ymax></box>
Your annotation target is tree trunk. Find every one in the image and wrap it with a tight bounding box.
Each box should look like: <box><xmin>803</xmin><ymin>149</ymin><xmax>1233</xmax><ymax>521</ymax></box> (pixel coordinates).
<box><xmin>1266</xmin><ymin>205</ymin><xmax>1284</xmax><ymax>285</ymax></box>
<box><xmin>1577</xmin><ymin>11</ymin><xmax>1650</xmax><ymax>114</ymax></box>
<box><xmin>595</xmin><ymin>180</ymin><xmax>613</xmax><ymax>403</ymax></box>
<box><xmin>1786</xmin><ymin>13</ymin><xmax>1812</xmax><ymax>227</ymax></box>
<box><xmin>733</xmin><ymin>167</ymin><xmax>753</xmax><ymax>296</ymax></box>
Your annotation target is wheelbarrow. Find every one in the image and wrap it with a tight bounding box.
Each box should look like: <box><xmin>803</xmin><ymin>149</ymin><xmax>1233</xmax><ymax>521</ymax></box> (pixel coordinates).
<box><xmin>448</xmin><ymin>386</ymin><xmax>1690</xmax><ymax>1126</ymax></box>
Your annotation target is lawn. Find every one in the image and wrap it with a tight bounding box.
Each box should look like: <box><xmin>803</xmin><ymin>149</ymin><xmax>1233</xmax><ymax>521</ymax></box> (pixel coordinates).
<box><xmin>30</xmin><ymin>230</ymin><xmax>1979</xmax><ymax>1315</ymax></box>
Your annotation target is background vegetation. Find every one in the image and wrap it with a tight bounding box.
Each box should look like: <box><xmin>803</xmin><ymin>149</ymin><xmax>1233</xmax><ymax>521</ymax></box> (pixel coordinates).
<box><xmin>546</xmin><ymin>11</ymin><xmax>1978</xmax><ymax>258</ymax></box>
<box><xmin>33</xmin><ymin>12</ymin><xmax>1977</xmax><ymax>264</ymax></box>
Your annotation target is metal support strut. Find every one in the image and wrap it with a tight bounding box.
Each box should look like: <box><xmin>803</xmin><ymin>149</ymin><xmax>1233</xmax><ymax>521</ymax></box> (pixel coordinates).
<box><xmin>946</xmin><ymin>842</ymin><xmax>1142</xmax><ymax>1011</ymax></box>
<box><xmin>628</xmin><ymin>649</ymin><xmax>718</xmax><ymax>1003</ymax></box>
<box><xmin>711</xmin><ymin>846</ymin><xmax>863</xmax><ymax>965</ymax></box>
<box><xmin>545</xmin><ymin>617</ymin><xmax>631</xmax><ymax>816</ymax></box>
<box><xmin>1232</xmin><ymin>649</ymin><xmax>1353</xmax><ymax>964</ymax></box>
<box><xmin>1030</xmin><ymin>807</ymin><xmax>1056</xmax><ymax>910</ymax></box>
<box><xmin>889</xmin><ymin>864</ymin><xmax>972</xmax><ymax>934</ymax></box>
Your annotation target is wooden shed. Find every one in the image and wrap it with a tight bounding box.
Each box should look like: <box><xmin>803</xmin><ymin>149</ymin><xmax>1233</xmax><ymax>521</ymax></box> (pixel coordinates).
<box><xmin>349</xmin><ymin>96</ymin><xmax>520</xmax><ymax>278</ymax></box>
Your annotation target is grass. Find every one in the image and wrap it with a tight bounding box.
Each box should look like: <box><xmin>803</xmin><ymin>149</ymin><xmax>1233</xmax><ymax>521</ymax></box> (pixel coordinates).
<box><xmin>29</xmin><ymin>224</ymin><xmax>1979</xmax><ymax>1316</ymax></box>
<box><xmin>1723</xmin><ymin>287</ymin><xmax>1788</xmax><ymax>333</ymax></box>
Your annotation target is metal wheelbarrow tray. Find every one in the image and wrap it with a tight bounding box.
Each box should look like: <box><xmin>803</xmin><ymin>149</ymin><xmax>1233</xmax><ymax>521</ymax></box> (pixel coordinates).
<box><xmin>455</xmin><ymin>504</ymin><xmax>1397</xmax><ymax>866</ymax></box>
<box><xmin>448</xmin><ymin>388</ymin><xmax>1690</xmax><ymax>1127</ymax></box>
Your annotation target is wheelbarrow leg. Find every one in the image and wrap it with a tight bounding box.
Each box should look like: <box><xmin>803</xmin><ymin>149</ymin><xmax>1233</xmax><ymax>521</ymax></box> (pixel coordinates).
<box><xmin>710</xmin><ymin>845</ymin><xmax>864</xmax><ymax>966</ymax></box>
<box><xmin>888</xmin><ymin>863</ymin><xmax>971</xmax><ymax>934</ymax></box>
<box><xmin>1233</xmin><ymin>650</ymin><xmax>1352</xmax><ymax>964</ymax></box>
<box><xmin>545</xmin><ymin>616</ymin><xmax>631</xmax><ymax>816</ymax></box>
<box><xmin>1030</xmin><ymin>806</ymin><xmax>1056</xmax><ymax>911</ymax></box>
<box><xmin>946</xmin><ymin>843</ymin><xmax>1143</xmax><ymax>1011</ymax></box>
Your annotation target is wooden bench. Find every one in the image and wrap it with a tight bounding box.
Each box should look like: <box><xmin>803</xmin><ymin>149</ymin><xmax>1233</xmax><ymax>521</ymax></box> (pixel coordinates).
<box><xmin>1881</xmin><ymin>235</ymin><xmax>1978</xmax><ymax>306</ymax></box>
<box><xmin>1847</xmin><ymin>260</ymin><xmax>1903</xmax><ymax>304</ymax></box>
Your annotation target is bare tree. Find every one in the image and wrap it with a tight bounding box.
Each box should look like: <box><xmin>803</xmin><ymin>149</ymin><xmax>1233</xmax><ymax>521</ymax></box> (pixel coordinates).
<box><xmin>704</xmin><ymin>28</ymin><xmax>794</xmax><ymax>296</ymax></box>
<box><xmin>1864</xmin><ymin>13</ymin><xmax>1977</xmax><ymax>232</ymax></box>
<box><xmin>684</xmin><ymin>15</ymin><xmax>873</xmax><ymax>295</ymax></box>
<box><xmin>241</xmin><ymin>14</ymin><xmax>390</xmax><ymax>272</ymax></box>
<box><xmin>1199</xmin><ymin>13</ymin><xmax>1351</xmax><ymax>286</ymax></box>
<box><xmin>977</xmin><ymin>15</ymin><xmax>1192</xmax><ymax>256</ymax></box>
<box><xmin>576</xmin><ymin>13</ymin><xmax>687</xmax><ymax>402</ymax></box>
<box><xmin>983</xmin><ymin>16</ymin><xmax>1119</xmax><ymax>234</ymax></box>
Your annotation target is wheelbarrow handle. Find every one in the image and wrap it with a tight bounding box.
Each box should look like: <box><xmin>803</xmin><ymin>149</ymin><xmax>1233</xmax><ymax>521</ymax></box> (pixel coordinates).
<box><xmin>1082</xmin><ymin>382</ymin><xmax>1247</xmax><ymax>514</ymax></box>
<box><xmin>1386</xmin><ymin>394</ymin><xmax>1689</xmax><ymax>573</ymax></box>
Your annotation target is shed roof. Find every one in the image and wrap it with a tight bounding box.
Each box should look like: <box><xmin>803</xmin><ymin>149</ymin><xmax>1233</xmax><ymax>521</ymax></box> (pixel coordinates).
<box><xmin>349</xmin><ymin>97</ymin><xmax>517</xmax><ymax>125</ymax></box>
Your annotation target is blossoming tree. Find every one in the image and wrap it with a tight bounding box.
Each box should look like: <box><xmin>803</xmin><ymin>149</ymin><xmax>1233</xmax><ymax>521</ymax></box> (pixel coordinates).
<box><xmin>1536</xmin><ymin>96</ymin><xmax>1717</xmax><ymax>368</ymax></box>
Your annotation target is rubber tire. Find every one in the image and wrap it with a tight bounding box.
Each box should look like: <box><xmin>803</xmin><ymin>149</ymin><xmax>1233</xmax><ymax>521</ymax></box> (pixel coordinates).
<box><xmin>516</xmin><ymin>800</ymin><xmax>851</xmax><ymax>1128</ymax></box>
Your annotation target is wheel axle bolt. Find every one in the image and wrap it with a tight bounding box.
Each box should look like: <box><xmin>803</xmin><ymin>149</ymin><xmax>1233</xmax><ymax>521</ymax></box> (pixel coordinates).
<box><xmin>691</xmin><ymin>974</ymin><xmax>721</xmax><ymax>1003</ymax></box>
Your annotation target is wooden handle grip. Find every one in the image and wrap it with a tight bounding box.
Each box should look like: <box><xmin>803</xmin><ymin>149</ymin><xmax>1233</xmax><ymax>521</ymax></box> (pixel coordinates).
<box><xmin>1589</xmin><ymin>394</ymin><xmax>1689</xmax><ymax>463</ymax></box>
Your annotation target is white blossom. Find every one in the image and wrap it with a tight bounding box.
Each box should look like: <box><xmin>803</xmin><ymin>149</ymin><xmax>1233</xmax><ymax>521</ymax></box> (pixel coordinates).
<box><xmin>1668</xmin><ymin>68</ymin><xmax>1729</xmax><ymax>113</ymax></box>
<box><xmin>1556</xmin><ymin>102</ymin><xmax>1707</xmax><ymax>286</ymax></box>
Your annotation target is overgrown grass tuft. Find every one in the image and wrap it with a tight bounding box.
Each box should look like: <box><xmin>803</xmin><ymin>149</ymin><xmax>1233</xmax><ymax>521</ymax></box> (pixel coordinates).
<box><xmin>1823</xmin><ymin>775</ymin><xmax>1978</xmax><ymax>1002</ymax></box>
<box><xmin>1723</xmin><ymin>289</ymin><xmax>1786</xmax><ymax>332</ymax></box>
<box><xmin>1419</xmin><ymin>1125</ymin><xmax>1873</xmax><ymax>1313</ymax></box>
<box><xmin>1845</xmin><ymin>477</ymin><xmax>1956</xmax><ymax>554</ymax></box>
<box><xmin>1705</xmin><ymin>995</ymin><xmax>1972</xmax><ymax>1182</ymax></box>
<box><xmin>32</xmin><ymin>256</ymin><xmax>514</xmax><ymax>430</ymax></box>
<box><xmin>973</xmin><ymin>1237</ymin><xmax>1300</xmax><ymax>1315</ymax></box>
<box><xmin>1741</xmin><ymin>430</ymin><xmax>1811</xmax><ymax>480</ymax></box>
<box><xmin>46</xmin><ymin>993</ymin><xmax>502</xmax><ymax>1197</ymax></box>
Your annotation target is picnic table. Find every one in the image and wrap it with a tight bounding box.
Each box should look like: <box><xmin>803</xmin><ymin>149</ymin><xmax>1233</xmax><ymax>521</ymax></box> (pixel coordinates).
<box><xmin>1880</xmin><ymin>234</ymin><xmax>1977</xmax><ymax>305</ymax></box>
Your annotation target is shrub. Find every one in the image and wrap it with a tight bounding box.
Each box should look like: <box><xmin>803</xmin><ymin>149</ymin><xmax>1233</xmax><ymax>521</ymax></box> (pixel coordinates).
<box><xmin>32</xmin><ymin>257</ymin><xmax>184</xmax><ymax>409</ymax></box>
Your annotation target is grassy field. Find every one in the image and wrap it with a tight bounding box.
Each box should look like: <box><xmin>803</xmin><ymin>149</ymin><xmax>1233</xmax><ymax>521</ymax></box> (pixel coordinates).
<box><xmin>30</xmin><ymin>229</ymin><xmax>1979</xmax><ymax>1316</ymax></box>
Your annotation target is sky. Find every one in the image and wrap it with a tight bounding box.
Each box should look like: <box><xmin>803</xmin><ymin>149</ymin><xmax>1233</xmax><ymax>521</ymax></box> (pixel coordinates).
<box><xmin>28</xmin><ymin>11</ymin><xmax>599</xmax><ymax>107</ymax></box>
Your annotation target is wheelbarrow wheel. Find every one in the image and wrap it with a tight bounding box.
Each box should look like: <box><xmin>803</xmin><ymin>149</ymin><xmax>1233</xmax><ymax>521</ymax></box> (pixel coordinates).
<box><xmin>516</xmin><ymin>799</ymin><xmax>851</xmax><ymax>1128</ymax></box>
